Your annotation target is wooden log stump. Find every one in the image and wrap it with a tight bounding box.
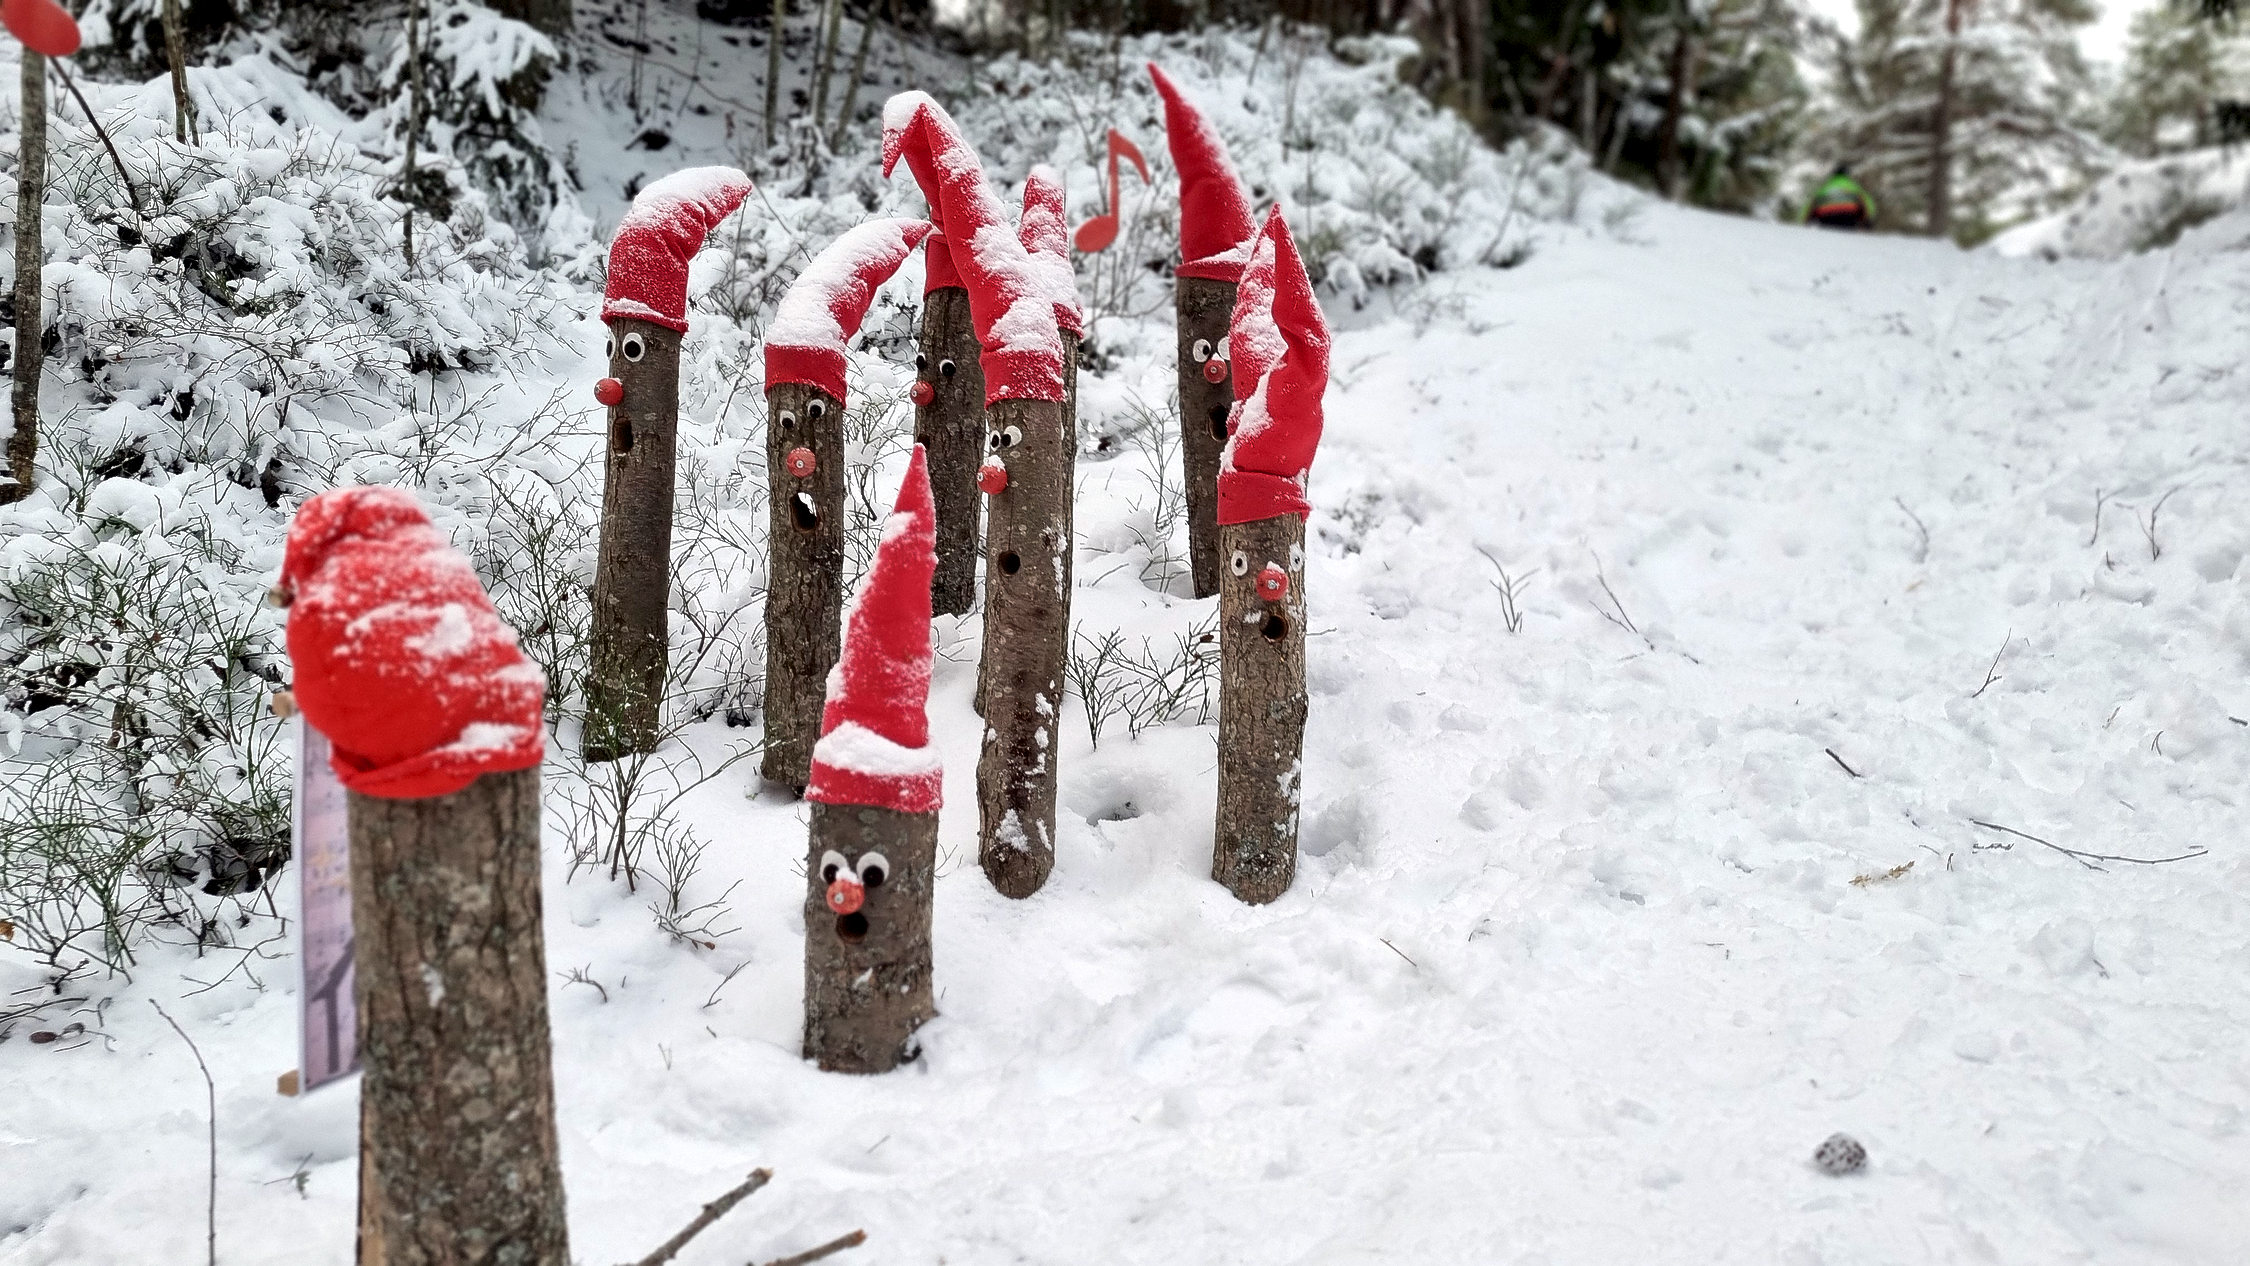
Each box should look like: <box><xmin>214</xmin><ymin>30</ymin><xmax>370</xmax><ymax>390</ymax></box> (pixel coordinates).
<box><xmin>1213</xmin><ymin>514</ymin><xmax>1307</xmax><ymax>905</ymax></box>
<box><xmin>915</xmin><ymin>286</ymin><xmax>985</xmax><ymax>617</ymax></box>
<box><xmin>585</xmin><ymin>317</ymin><xmax>681</xmax><ymax>762</ymax></box>
<box><xmin>1176</xmin><ymin>276</ymin><xmax>1235</xmax><ymax>598</ymax></box>
<box><xmin>349</xmin><ymin>766</ymin><xmax>569</xmax><ymax>1266</ymax></box>
<box><xmin>975</xmin><ymin>382</ymin><xmax>1073</xmax><ymax>899</ymax></box>
<box><xmin>802</xmin><ymin>803</ymin><xmax>937</xmax><ymax>1073</ymax></box>
<box><xmin>761</xmin><ymin>382</ymin><xmax>848</xmax><ymax>792</ymax></box>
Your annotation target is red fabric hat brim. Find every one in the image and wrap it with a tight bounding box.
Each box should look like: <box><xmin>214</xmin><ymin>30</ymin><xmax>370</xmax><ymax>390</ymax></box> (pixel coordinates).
<box><xmin>924</xmin><ymin>230</ymin><xmax>965</xmax><ymax>294</ymax></box>
<box><xmin>603</xmin><ymin>167</ymin><xmax>755</xmax><ymax>333</ymax></box>
<box><xmin>1217</xmin><ymin>207</ymin><xmax>1330</xmax><ymax>526</ymax></box>
<box><xmin>765</xmin><ymin>219</ymin><xmax>933</xmax><ymax>406</ymax></box>
<box><xmin>282</xmin><ymin>487</ymin><xmax>546</xmax><ymax>800</ymax></box>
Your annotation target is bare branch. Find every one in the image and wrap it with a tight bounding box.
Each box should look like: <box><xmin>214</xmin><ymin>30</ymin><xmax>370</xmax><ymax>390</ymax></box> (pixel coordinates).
<box><xmin>1969</xmin><ymin>630</ymin><xmax>2009</xmax><ymax>699</ymax></box>
<box><xmin>758</xmin><ymin>1229</ymin><xmax>869</xmax><ymax>1266</ymax></box>
<box><xmin>1825</xmin><ymin>748</ymin><xmax>1861</xmax><ymax>779</ymax></box>
<box><xmin>630</xmin><ymin>1169</ymin><xmax>773</xmax><ymax>1266</ymax></box>
<box><xmin>150</xmin><ymin>1002</ymin><xmax>217</xmax><ymax>1266</ymax></box>
<box><xmin>1968</xmin><ymin>819</ymin><xmax>2208</xmax><ymax>872</ymax></box>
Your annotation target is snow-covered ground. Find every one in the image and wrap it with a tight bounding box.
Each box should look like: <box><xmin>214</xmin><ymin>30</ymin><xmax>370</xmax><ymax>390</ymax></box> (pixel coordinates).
<box><xmin>6</xmin><ymin>178</ymin><xmax>2249</xmax><ymax>1263</ymax></box>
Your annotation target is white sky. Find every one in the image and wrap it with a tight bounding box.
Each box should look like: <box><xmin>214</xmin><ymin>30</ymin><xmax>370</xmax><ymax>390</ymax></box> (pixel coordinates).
<box><xmin>1805</xmin><ymin>0</ymin><xmax>2163</xmax><ymax>65</ymax></box>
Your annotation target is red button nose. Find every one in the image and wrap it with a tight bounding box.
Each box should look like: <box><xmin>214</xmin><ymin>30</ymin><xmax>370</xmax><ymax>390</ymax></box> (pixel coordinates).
<box><xmin>977</xmin><ymin>458</ymin><xmax>1008</xmax><ymax>495</ymax></box>
<box><xmin>786</xmin><ymin>447</ymin><xmax>817</xmax><ymax>478</ymax></box>
<box><xmin>825</xmin><ymin>877</ymin><xmax>865</xmax><ymax>915</ymax></box>
<box><xmin>910</xmin><ymin>380</ymin><xmax>935</xmax><ymax>407</ymax></box>
<box><xmin>594</xmin><ymin>377</ymin><xmax>624</xmax><ymax>406</ymax></box>
<box><xmin>1256</xmin><ymin>563</ymin><xmax>1289</xmax><ymax>602</ymax></box>
<box><xmin>1203</xmin><ymin>357</ymin><xmax>1229</xmax><ymax>384</ymax></box>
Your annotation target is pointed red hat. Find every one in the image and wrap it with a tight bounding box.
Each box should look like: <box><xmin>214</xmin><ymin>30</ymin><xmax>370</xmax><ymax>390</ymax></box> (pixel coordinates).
<box><xmin>807</xmin><ymin>446</ymin><xmax>942</xmax><ymax>814</ymax></box>
<box><xmin>882</xmin><ymin>92</ymin><xmax>1066</xmax><ymax>405</ymax></box>
<box><xmin>767</xmin><ymin>218</ymin><xmax>933</xmax><ymax>406</ymax></box>
<box><xmin>281</xmin><ymin>487</ymin><xmax>546</xmax><ymax>800</ymax></box>
<box><xmin>4</xmin><ymin>0</ymin><xmax>80</xmax><ymax>56</ymax></box>
<box><xmin>1149</xmin><ymin>63</ymin><xmax>1257</xmax><ymax>284</ymax></box>
<box><xmin>923</xmin><ymin>229</ymin><xmax>964</xmax><ymax>294</ymax></box>
<box><xmin>1018</xmin><ymin>165</ymin><xmax>1084</xmax><ymax>339</ymax></box>
<box><xmin>1218</xmin><ymin>207</ymin><xmax>1329</xmax><ymax>526</ymax></box>
<box><xmin>603</xmin><ymin>166</ymin><xmax>754</xmax><ymax>332</ymax></box>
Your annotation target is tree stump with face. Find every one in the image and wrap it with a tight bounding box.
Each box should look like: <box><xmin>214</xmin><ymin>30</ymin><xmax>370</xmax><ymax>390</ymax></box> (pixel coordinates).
<box><xmin>586</xmin><ymin>317</ymin><xmax>681</xmax><ymax>762</ymax></box>
<box><xmin>915</xmin><ymin>282</ymin><xmax>986</xmax><ymax>617</ymax></box>
<box><xmin>802</xmin><ymin>803</ymin><xmax>937</xmax><ymax>1072</ymax></box>
<box><xmin>1177</xmin><ymin>276</ymin><xmax>1235</xmax><ymax>598</ymax></box>
<box><xmin>1213</xmin><ymin>516</ymin><xmax>1307</xmax><ymax>903</ymax></box>
<box><xmin>761</xmin><ymin>383</ymin><xmax>847</xmax><ymax>791</ymax></box>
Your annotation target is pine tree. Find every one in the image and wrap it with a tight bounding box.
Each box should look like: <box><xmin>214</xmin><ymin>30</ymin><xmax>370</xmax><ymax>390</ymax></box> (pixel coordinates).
<box><xmin>2108</xmin><ymin>3</ymin><xmax>2250</xmax><ymax>154</ymax></box>
<box><xmin>1807</xmin><ymin>0</ymin><xmax>2107</xmax><ymax>242</ymax></box>
<box><xmin>1609</xmin><ymin>0</ymin><xmax>1810</xmax><ymax>210</ymax></box>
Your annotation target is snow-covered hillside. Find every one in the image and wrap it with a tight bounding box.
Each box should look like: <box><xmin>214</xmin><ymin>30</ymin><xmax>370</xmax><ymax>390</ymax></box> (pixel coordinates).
<box><xmin>6</xmin><ymin>17</ymin><xmax>2250</xmax><ymax>1266</ymax></box>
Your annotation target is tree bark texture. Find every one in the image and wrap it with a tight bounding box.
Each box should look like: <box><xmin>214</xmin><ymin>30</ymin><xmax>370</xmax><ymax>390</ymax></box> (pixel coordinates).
<box><xmin>1656</xmin><ymin>16</ymin><xmax>1694</xmax><ymax>200</ymax></box>
<box><xmin>5</xmin><ymin>51</ymin><xmax>45</xmax><ymax>506</ymax></box>
<box><xmin>160</xmin><ymin>0</ymin><xmax>197</xmax><ymax>143</ymax></box>
<box><xmin>975</xmin><ymin>392</ymin><xmax>1072</xmax><ymax>899</ymax></box>
<box><xmin>801</xmin><ymin>802</ymin><xmax>936</xmax><ymax>1073</ymax></box>
<box><xmin>764</xmin><ymin>0</ymin><xmax>785</xmax><ymax>147</ymax></box>
<box><xmin>585</xmin><ymin>318</ymin><xmax>682</xmax><ymax>762</ymax></box>
<box><xmin>915</xmin><ymin>286</ymin><xmax>986</xmax><ymax>616</ymax></box>
<box><xmin>1213</xmin><ymin>514</ymin><xmax>1307</xmax><ymax>905</ymax></box>
<box><xmin>1175</xmin><ymin>276</ymin><xmax>1234</xmax><ymax>599</ymax></box>
<box><xmin>1928</xmin><ymin>0</ymin><xmax>1961</xmax><ymax>240</ymax></box>
<box><xmin>348</xmin><ymin>767</ymin><xmax>569</xmax><ymax>1266</ymax></box>
<box><xmin>761</xmin><ymin>382</ymin><xmax>846</xmax><ymax>792</ymax></box>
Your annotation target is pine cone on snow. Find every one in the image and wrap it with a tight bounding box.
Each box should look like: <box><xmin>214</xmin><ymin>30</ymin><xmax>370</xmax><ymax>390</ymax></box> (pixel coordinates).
<box><xmin>1813</xmin><ymin>1133</ymin><xmax>1867</xmax><ymax>1176</ymax></box>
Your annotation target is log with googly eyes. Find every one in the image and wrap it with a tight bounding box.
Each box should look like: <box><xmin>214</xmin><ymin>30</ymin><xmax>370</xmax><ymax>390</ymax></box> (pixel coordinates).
<box><xmin>885</xmin><ymin>93</ymin><xmax>1075</xmax><ymax>899</ymax></box>
<box><xmin>801</xmin><ymin>448</ymin><xmax>942</xmax><ymax>1074</ymax></box>
<box><xmin>1213</xmin><ymin>207</ymin><xmax>1329</xmax><ymax>905</ymax></box>
<box><xmin>909</xmin><ymin>227</ymin><xmax>986</xmax><ymax>616</ymax></box>
<box><xmin>1152</xmin><ymin>62</ymin><xmax>1258</xmax><ymax>600</ymax></box>
<box><xmin>760</xmin><ymin>218</ymin><xmax>933</xmax><ymax>793</ymax></box>
<box><xmin>585</xmin><ymin>167</ymin><xmax>753</xmax><ymax>762</ymax></box>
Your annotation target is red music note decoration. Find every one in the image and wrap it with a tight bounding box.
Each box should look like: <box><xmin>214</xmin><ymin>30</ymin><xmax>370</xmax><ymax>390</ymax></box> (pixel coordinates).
<box><xmin>1072</xmin><ymin>129</ymin><xmax>1151</xmax><ymax>253</ymax></box>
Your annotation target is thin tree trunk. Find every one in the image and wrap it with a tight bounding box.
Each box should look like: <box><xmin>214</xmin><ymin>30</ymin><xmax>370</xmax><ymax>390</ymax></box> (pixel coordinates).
<box><xmin>1176</xmin><ymin>276</ymin><xmax>1233</xmax><ymax>599</ymax></box>
<box><xmin>975</xmin><ymin>363</ymin><xmax>1073</xmax><ymax>899</ymax></box>
<box><xmin>585</xmin><ymin>319</ymin><xmax>682</xmax><ymax>762</ymax></box>
<box><xmin>160</xmin><ymin>0</ymin><xmax>197</xmax><ymax>144</ymax></box>
<box><xmin>1656</xmin><ymin>14</ymin><xmax>1693</xmax><ymax>200</ymax></box>
<box><xmin>829</xmin><ymin>0</ymin><xmax>882</xmax><ymax>148</ymax></box>
<box><xmin>1928</xmin><ymin>0</ymin><xmax>1961</xmax><ymax>240</ymax></box>
<box><xmin>761</xmin><ymin>382</ymin><xmax>847</xmax><ymax>792</ymax></box>
<box><xmin>802</xmin><ymin>802</ymin><xmax>936</xmax><ymax>1073</ymax></box>
<box><xmin>402</xmin><ymin>0</ymin><xmax>424</xmax><ymax>266</ymax></box>
<box><xmin>765</xmin><ymin>0</ymin><xmax>786</xmax><ymax>148</ymax></box>
<box><xmin>349</xmin><ymin>767</ymin><xmax>570</xmax><ymax>1266</ymax></box>
<box><xmin>811</xmin><ymin>0</ymin><xmax>844</xmax><ymax>136</ymax></box>
<box><xmin>915</xmin><ymin>284</ymin><xmax>985</xmax><ymax>616</ymax></box>
<box><xmin>1212</xmin><ymin>513</ymin><xmax>1307</xmax><ymax>905</ymax></box>
<box><xmin>5</xmin><ymin>52</ymin><xmax>46</xmax><ymax>506</ymax></box>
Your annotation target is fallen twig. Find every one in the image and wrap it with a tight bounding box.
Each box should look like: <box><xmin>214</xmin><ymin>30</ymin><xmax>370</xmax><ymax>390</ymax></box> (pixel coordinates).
<box><xmin>758</xmin><ymin>1229</ymin><xmax>868</xmax><ymax>1266</ymax></box>
<box><xmin>150</xmin><ymin>1002</ymin><xmax>217</xmax><ymax>1266</ymax></box>
<box><xmin>1379</xmin><ymin>938</ymin><xmax>1418</xmax><ymax>969</ymax></box>
<box><xmin>1894</xmin><ymin>497</ymin><xmax>1929</xmax><ymax>562</ymax></box>
<box><xmin>1968</xmin><ymin>819</ymin><xmax>2207</xmax><ymax>873</ymax></box>
<box><xmin>1969</xmin><ymin>630</ymin><xmax>2009</xmax><ymax>699</ymax></box>
<box><xmin>2138</xmin><ymin>485</ymin><xmax>2184</xmax><ymax>561</ymax></box>
<box><xmin>631</xmin><ymin>1169</ymin><xmax>772</xmax><ymax>1266</ymax></box>
<box><xmin>1824</xmin><ymin>748</ymin><xmax>1861</xmax><ymax>779</ymax></box>
<box><xmin>1849</xmin><ymin>861</ymin><xmax>1913</xmax><ymax>886</ymax></box>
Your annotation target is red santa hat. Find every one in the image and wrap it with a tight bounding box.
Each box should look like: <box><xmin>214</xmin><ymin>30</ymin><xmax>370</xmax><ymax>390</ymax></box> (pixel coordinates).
<box><xmin>882</xmin><ymin>92</ymin><xmax>1066</xmax><ymax>405</ymax></box>
<box><xmin>766</xmin><ymin>218</ymin><xmax>934</xmax><ymax>407</ymax></box>
<box><xmin>923</xmin><ymin>229</ymin><xmax>965</xmax><ymax>294</ymax></box>
<box><xmin>1148</xmin><ymin>63</ymin><xmax>1257</xmax><ymax>284</ymax></box>
<box><xmin>1018</xmin><ymin>165</ymin><xmax>1084</xmax><ymax>339</ymax></box>
<box><xmin>1218</xmin><ymin>207</ymin><xmax>1329</xmax><ymax>526</ymax></box>
<box><xmin>4</xmin><ymin>0</ymin><xmax>80</xmax><ymax>56</ymax></box>
<box><xmin>280</xmin><ymin>487</ymin><xmax>546</xmax><ymax>800</ymax></box>
<box><xmin>602</xmin><ymin>166</ymin><xmax>755</xmax><ymax>332</ymax></box>
<box><xmin>807</xmin><ymin>446</ymin><xmax>941</xmax><ymax>814</ymax></box>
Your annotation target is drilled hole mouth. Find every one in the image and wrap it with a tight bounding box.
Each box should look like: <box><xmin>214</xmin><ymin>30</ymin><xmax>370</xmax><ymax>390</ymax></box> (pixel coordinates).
<box><xmin>999</xmin><ymin>551</ymin><xmax>1021</xmax><ymax>575</ymax></box>
<box><xmin>1208</xmin><ymin>406</ymin><xmax>1229</xmax><ymax>440</ymax></box>
<box><xmin>835</xmin><ymin>912</ymin><xmax>869</xmax><ymax>943</ymax></box>
<box><xmin>791</xmin><ymin>495</ymin><xmax>819</xmax><ymax>533</ymax></box>
<box><xmin>612</xmin><ymin>417</ymin><xmax>635</xmax><ymax>455</ymax></box>
<box><xmin>1261</xmin><ymin>613</ymin><xmax>1288</xmax><ymax>641</ymax></box>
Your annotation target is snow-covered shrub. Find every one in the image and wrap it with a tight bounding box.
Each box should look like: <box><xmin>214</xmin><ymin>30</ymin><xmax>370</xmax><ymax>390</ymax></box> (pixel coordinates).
<box><xmin>382</xmin><ymin>1</ymin><xmax>566</xmax><ymax>236</ymax></box>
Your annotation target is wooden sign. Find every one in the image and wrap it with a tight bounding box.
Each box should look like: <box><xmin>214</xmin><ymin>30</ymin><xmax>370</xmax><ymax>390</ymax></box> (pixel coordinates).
<box><xmin>295</xmin><ymin>720</ymin><xmax>358</xmax><ymax>1091</ymax></box>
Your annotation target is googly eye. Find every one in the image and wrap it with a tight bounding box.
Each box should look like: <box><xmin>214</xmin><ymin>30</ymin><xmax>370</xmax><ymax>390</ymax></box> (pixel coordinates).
<box><xmin>819</xmin><ymin>849</ymin><xmax>848</xmax><ymax>885</ymax></box>
<box><xmin>915</xmin><ymin>352</ymin><xmax>928</xmax><ymax>371</ymax></box>
<box><xmin>986</xmin><ymin>430</ymin><xmax>1003</xmax><ymax>453</ymax></box>
<box><xmin>1191</xmin><ymin>338</ymin><xmax>1212</xmax><ymax>363</ymax></box>
<box><xmin>855</xmin><ymin>852</ymin><xmax>889</xmax><ymax>887</ymax></box>
<box><xmin>777</xmin><ymin>411</ymin><xmax>796</xmax><ymax>431</ymax></box>
<box><xmin>807</xmin><ymin>399</ymin><xmax>826</xmax><ymax>421</ymax></box>
<box><xmin>604</xmin><ymin>333</ymin><xmax>616</xmax><ymax>359</ymax></box>
<box><xmin>1000</xmin><ymin>424</ymin><xmax>1023</xmax><ymax>449</ymax></box>
<box><xmin>1214</xmin><ymin>337</ymin><xmax>1230</xmax><ymax>360</ymax></box>
<box><xmin>621</xmin><ymin>332</ymin><xmax>647</xmax><ymax>362</ymax></box>
<box><xmin>938</xmin><ymin>358</ymin><xmax>958</xmax><ymax>378</ymax></box>
<box><xmin>1230</xmin><ymin>550</ymin><xmax>1249</xmax><ymax>576</ymax></box>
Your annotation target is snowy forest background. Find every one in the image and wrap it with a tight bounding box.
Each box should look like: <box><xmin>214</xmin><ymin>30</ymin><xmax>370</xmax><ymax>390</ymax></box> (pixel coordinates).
<box><xmin>3</xmin><ymin>0</ymin><xmax>2250</xmax><ymax>1260</ymax></box>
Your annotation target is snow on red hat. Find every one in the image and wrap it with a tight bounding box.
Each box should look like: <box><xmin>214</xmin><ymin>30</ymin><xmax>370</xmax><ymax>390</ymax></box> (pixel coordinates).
<box><xmin>923</xmin><ymin>229</ymin><xmax>964</xmax><ymax>294</ymax></box>
<box><xmin>882</xmin><ymin>92</ymin><xmax>1066</xmax><ymax>405</ymax></box>
<box><xmin>807</xmin><ymin>446</ymin><xmax>941</xmax><ymax>814</ymax></box>
<box><xmin>3</xmin><ymin>0</ymin><xmax>80</xmax><ymax>56</ymax></box>
<box><xmin>281</xmin><ymin>487</ymin><xmax>546</xmax><ymax>800</ymax></box>
<box><xmin>1149</xmin><ymin>63</ymin><xmax>1257</xmax><ymax>284</ymax></box>
<box><xmin>767</xmin><ymin>218</ymin><xmax>933</xmax><ymax>407</ymax></box>
<box><xmin>1218</xmin><ymin>207</ymin><xmax>1329</xmax><ymax>526</ymax></box>
<box><xmin>602</xmin><ymin>166</ymin><xmax>754</xmax><ymax>332</ymax></box>
<box><xmin>1018</xmin><ymin>165</ymin><xmax>1083</xmax><ymax>339</ymax></box>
